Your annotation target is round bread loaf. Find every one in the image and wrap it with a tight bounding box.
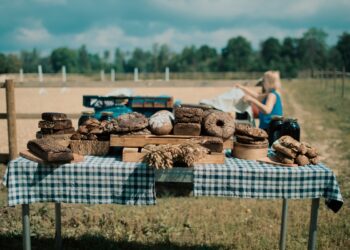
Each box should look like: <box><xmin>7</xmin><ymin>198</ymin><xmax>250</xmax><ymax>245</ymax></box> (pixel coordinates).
<box><xmin>149</xmin><ymin>110</ymin><xmax>174</xmax><ymax>135</ymax></box>
<box><xmin>203</xmin><ymin>111</ymin><xmax>235</xmax><ymax>139</ymax></box>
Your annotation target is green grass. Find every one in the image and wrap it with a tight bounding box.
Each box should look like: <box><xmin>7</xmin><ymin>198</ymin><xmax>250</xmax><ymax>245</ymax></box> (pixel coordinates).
<box><xmin>1</xmin><ymin>79</ymin><xmax>350</xmax><ymax>250</ymax></box>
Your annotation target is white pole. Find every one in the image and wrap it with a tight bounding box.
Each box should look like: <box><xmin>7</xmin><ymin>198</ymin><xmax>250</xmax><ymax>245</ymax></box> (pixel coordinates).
<box><xmin>19</xmin><ymin>68</ymin><xmax>24</xmax><ymax>83</ymax></box>
<box><xmin>111</xmin><ymin>69</ymin><xmax>115</xmax><ymax>82</ymax></box>
<box><xmin>38</xmin><ymin>65</ymin><xmax>47</xmax><ymax>95</ymax></box>
<box><xmin>165</xmin><ymin>67</ymin><xmax>170</xmax><ymax>81</ymax></box>
<box><xmin>38</xmin><ymin>65</ymin><xmax>43</xmax><ymax>82</ymax></box>
<box><xmin>62</xmin><ymin>66</ymin><xmax>66</xmax><ymax>83</ymax></box>
<box><xmin>134</xmin><ymin>68</ymin><xmax>138</xmax><ymax>82</ymax></box>
<box><xmin>100</xmin><ymin>70</ymin><xmax>105</xmax><ymax>81</ymax></box>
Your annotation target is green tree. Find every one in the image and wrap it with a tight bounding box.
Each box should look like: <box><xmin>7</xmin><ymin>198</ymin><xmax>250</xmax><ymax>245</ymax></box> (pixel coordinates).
<box><xmin>261</xmin><ymin>37</ymin><xmax>282</xmax><ymax>68</ymax></box>
<box><xmin>20</xmin><ymin>49</ymin><xmax>40</xmax><ymax>72</ymax></box>
<box><xmin>336</xmin><ymin>32</ymin><xmax>350</xmax><ymax>71</ymax></box>
<box><xmin>196</xmin><ymin>45</ymin><xmax>218</xmax><ymax>71</ymax></box>
<box><xmin>221</xmin><ymin>36</ymin><xmax>253</xmax><ymax>71</ymax></box>
<box><xmin>78</xmin><ymin>45</ymin><xmax>91</xmax><ymax>73</ymax></box>
<box><xmin>298</xmin><ymin>28</ymin><xmax>328</xmax><ymax>71</ymax></box>
<box><xmin>5</xmin><ymin>54</ymin><xmax>22</xmax><ymax>73</ymax></box>
<box><xmin>114</xmin><ymin>48</ymin><xmax>125</xmax><ymax>72</ymax></box>
<box><xmin>0</xmin><ymin>53</ymin><xmax>7</xmax><ymax>73</ymax></box>
<box><xmin>50</xmin><ymin>47</ymin><xmax>78</xmax><ymax>73</ymax></box>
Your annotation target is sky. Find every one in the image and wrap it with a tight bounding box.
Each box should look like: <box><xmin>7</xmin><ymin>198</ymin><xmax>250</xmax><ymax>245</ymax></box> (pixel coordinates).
<box><xmin>0</xmin><ymin>0</ymin><xmax>349</xmax><ymax>54</ymax></box>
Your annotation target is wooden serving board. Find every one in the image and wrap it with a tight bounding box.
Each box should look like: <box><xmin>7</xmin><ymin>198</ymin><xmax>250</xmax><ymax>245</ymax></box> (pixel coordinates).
<box><xmin>122</xmin><ymin>147</ymin><xmax>225</xmax><ymax>164</ymax></box>
<box><xmin>20</xmin><ymin>150</ymin><xmax>84</xmax><ymax>164</ymax></box>
<box><xmin>257</xmin><ymin>157</ymin><xmax>298</xmax><ymax>167</ymax></box>
<box><xmin>110</xmin><ymin>135</ymin><xmax>233</xmax><ymax>149</ymax></box>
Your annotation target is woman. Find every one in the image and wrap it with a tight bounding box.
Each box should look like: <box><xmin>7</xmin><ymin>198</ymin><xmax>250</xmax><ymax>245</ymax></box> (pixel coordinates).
<box><xmin>236</xmin><ymin>71</ymin><xmax>283</xmax><ymax>130</ymax></box>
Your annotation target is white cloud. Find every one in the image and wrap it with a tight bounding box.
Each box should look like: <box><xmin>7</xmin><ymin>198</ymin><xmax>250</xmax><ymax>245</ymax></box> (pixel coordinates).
<box><xmin>14</xmin><ymin>20</ymin><xmax>53</xmax><ymax>44</ymax></box>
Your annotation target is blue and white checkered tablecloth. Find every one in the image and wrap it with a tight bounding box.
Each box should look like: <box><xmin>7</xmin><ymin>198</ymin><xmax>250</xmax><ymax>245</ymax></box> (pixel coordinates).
<box><xmin>194</xmin><ymin>157</ymin><xmax>343</xmax><ymax>212</ymax></box>
<box><xmin>3</xmin><ymin>156</ymin><xmax>155</xmax><ymax>206</ymax></box>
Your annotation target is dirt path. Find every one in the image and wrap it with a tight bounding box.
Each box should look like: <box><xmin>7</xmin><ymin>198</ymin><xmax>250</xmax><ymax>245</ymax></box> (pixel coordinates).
<box><xmin>282</xmin><ymin>84</ymin><xmax>345</xmax><ymax>175</ymax></box>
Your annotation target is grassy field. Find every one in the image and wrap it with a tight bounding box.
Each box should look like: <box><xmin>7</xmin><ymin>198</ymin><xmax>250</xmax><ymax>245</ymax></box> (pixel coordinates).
<box><xmin>0</xmin><ymin>79</ymin><xmax>349</xmax><ymax>249</ymax></box>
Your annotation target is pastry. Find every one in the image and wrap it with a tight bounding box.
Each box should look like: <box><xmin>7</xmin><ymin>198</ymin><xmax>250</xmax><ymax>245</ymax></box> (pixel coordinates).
<box><xmin>235</xmin><ymin>123</ymin><xmax>268</xmax><ymax>139</ymax></box>
<box><xmin>274</xmin><ymin>151</ymin><xmax>295</xmax><ymax>164</ymax></box>
<box><xmin>272</xmin><ymin>141</ymin><xmax>297</xmax><ymax>158</ymax></box>
<box><xmin>278</xmin><ymin>136</ymin><xmax>302</xmax><ymax>152</ymax></box>
<box><xmin>295</xmin><ymin>154</ymin><xmax>310</xmax><ymax>166</ymax></box>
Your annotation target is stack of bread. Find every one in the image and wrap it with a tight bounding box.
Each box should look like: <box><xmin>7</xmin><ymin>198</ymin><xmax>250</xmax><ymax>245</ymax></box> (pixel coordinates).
<box><xmin>38</xmin><ymin>112</ymin><xmax>75</xmax><ymax>135</ymax></box>
<box><xmin>272</xmin><ymin>135</ymin><xmax>319</xmax><ymax>166</ymax></box>
<box><xmin>173</xmin><ymin>106</ymin><xmax>203</xmax><ymax>136</ymax></box>
<box><xmin>234</xmin><ymin>123</ymin><xmax>268</xmax><ymax>145</ymax></box>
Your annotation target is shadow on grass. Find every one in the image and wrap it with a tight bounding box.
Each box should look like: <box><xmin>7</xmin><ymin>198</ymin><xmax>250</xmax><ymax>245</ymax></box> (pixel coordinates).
<box><xmin>0</xmin><ymin>234</ymin><xmax>228</xmax><ymax>250</ymax></box>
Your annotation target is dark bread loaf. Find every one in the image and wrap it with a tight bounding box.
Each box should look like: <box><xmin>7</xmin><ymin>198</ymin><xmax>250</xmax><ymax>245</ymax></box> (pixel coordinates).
<box><xmin>203</xmin><ymin>111</ymin><xmax>235</xmax><ymax>139</ymax></box>
<box><xmin>175</xmin><ymin>107</ymin><xmax>203</xmax><ymax>123</ymax></box>
<box><xmin>235</xmin><ymin>123</ymin><xmax>268</xmax><ymax>139</ymax></box>
<box><xmin>236</xmin><ymin>135</ymin><xmax>268</xmax><ymax>145</ymax></box>
<box><xmin>27</xmin><ymin>139</ymin><xmax>73</xmax><ymax>162</ymax></box>
<box><xmin>115</xmin><ymin>112</ymin><xmax>148</xmax><ymax>132</ymax></box>
<box><xmin>174</xmin><ymin>123</ymin><xmax>201</xmax><ymax>136</ymax></box>
<box><xmin>39</xmin><ymin>120</ymin><xmax>73</xmax><ymax>130</ymax></box>
<box><xmin>42</xmin><ymin>112</ymin><xmax>67</xmax><ymax>121</ymax></box>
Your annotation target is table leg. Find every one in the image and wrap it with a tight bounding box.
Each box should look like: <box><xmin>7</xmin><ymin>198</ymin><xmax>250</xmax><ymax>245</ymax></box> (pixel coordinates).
<box><xmin>55</xmin><ymin>202</ymin><xmax>62</xmax><ymax>250</ymax></box>
<box><xmin>22</xmin><ymin>204</ymin><xmax>31</xmax><ymax>250</ymax></box>
<box><xmin>308</xmin><ymin>198</ymin><xmax>320</xmax><ymax>250</ymax></box>
<box><xmin>279</xmin><ymin>199</ymin><xmax>288</xmax><ymax>250</ymax></box>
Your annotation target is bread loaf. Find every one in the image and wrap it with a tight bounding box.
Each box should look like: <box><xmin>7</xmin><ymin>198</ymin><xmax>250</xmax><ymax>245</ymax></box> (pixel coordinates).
<box><xmin>149</xmin><ymin>110</ymin><xmax>174</xmax><ymax>135</ymax></box>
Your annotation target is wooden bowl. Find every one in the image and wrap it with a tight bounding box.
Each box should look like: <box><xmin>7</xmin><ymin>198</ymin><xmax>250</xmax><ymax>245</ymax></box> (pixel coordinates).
<box><xmin>232</xmin><ymin>141</ymin><xmax>268</xmax><ymax>160</ymax></box>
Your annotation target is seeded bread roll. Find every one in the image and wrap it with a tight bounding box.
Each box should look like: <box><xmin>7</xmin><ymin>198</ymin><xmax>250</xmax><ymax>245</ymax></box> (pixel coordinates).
<box><xmin>27</xmin><ymin>138</ymin><xmax>73</xmax><ymax>162</ymax></box>
<box><xmin>115</xmin><ymin>112</ymin><xmax>148</xmax><ymax>132</ymax></box>
<box><xmin>272</xmin><ymin>141</ymin><xmax>297</xmax><ymax>158</ymax></box>
<box><xmin>41</xmin><ymin>112</ymin><xmax>67</xmax><ymax>121</ymax></box>
<box><xmin>278</xmin><ymin>136</ymin><xmax>301</xmax><ymax>152</ymax></box>
<box><xmin>295</xmin><ymin>154</ymin><xmax>310</xmax><ymax>166</ymax></box>
<box><xmin>274</xmin><ymin>151</ymin><xmax>295</xmax><ymax>164</ymax></box>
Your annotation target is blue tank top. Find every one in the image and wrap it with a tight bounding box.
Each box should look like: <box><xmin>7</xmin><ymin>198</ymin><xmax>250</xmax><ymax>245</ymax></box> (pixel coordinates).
<box><xmin>259</xmin><ymin>90</ymin><xmax>283</xmax><ymax>129</ymax></box>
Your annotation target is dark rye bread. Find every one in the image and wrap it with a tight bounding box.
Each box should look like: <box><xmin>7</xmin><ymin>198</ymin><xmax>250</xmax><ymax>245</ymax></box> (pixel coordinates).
<box><xmin>115</xmin><ymin>112</ymin><xmax>148</xmax><ymax>132</ymax></box>
<box><xmin>202</xmin><ymin>111</ymin><xmax>235</xmax><ymax>139</ymax></box>
<box><xmin>174</xmin><ymin>107</ymin><xmax>203</xmax><ymax>123</ymax></box>
<box><xmin>42</xmin><ymin>112</ymin><xmax>67</xmax><ymax>121</ymax></box>
<box><xmin>41</xmin><ymin>127</ymin><xmax>75</xmax><ymax>135</ymax></box>
<box><xmin>173</xmin><ymin>123</ymin><xmax>201</xmax><ymax>136</ymax></box>
<box><xmin>27</xmin><ymin>139</ymin><xmax>73</xmax><ymax>162</ymax></box>
<box><xmin>235</xmin><ymin>123</ymin><xmax>268</xmax><ymax>139</ymax></box>
<box><xmin>39</xmin><ymin>120</ymin><xmax>73</xmax><ymax>130</ymax></box>
<box><xmin>190</xmin><ymin>136</ymin><xmax>223</xmax><ymax>153</ymax></box>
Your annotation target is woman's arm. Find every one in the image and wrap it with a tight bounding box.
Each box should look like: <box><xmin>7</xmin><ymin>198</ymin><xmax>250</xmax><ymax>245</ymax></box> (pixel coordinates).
<box><xmin>236</xmin><ymin>84</ymin><xmax>267</xmax><ymax>101</ymax></box>
<box><xmin>244</xmin><ymin>93</ymin><xmax>276</xmax><ymax>115</ymax></box>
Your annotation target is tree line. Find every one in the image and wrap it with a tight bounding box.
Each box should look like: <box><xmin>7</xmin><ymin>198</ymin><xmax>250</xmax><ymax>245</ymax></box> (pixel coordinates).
<box><xmin>0</xmin><ymin>28</ymin><xmax>349</xmax><ymax>78</ymax></box>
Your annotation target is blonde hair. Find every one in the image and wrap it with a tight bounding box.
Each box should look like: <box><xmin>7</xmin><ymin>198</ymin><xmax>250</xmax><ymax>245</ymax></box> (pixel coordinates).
<box><xmin>263</xmin><ymin>71</ymin><xmax>281</xmax><ymax>91</ymax></box>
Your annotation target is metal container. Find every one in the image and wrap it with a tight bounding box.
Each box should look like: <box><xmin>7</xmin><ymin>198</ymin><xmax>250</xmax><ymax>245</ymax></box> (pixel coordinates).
<box><xmin>268</xmin><ymin>115</ymin><xmax>284</xmax><ymax>146</ymax></box>
<box><xmin>281</xmin><ymin>118</ymin><xmax>300</xmax><ymax>141</ymax></box>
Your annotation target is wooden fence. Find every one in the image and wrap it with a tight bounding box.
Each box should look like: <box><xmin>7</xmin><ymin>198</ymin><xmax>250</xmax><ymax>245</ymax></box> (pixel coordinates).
<box><xmin>312</xmin><ymin>69</ymin><xmax>350</xmax><ymax>98</ymax></box>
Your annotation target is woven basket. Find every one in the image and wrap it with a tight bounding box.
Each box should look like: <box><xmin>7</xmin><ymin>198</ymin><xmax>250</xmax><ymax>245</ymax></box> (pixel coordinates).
<box><xmin>69</xmin><ymin>140</ymin><xmax>110</xmax><ymax>156</ymax></box>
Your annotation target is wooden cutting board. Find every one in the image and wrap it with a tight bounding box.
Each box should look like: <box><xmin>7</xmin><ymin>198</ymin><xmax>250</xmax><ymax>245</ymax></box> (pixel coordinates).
<box><xmin>20</xmin><ymin>150</ymin><xmax>84</xmax><ymax>164</ymax></box>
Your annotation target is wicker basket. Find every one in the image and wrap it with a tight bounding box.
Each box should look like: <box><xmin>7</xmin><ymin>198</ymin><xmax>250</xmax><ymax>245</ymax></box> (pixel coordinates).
<box><xmin>69</xmin><ymin>140</ymin><xmax>110</xmax><ymax>156</ymax></box>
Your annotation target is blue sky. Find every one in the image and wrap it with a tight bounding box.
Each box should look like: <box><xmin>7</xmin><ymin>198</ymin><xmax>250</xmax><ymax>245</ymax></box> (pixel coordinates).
<box><xmin>1</xmin><ymin>0</ymin><xmax>349</xmax><ymax>54</ymax></box>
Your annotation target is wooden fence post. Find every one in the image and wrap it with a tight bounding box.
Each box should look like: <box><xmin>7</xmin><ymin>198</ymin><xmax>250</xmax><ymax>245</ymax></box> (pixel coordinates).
<box><xmin>342</xmin><ymin>67</ymin><xmax>345</xmax><ymax>98</ymax></box>
<box><xmin>5</xmin><ymin>79</ymin><xmax>18</xmax><ymax>160</ymax></box>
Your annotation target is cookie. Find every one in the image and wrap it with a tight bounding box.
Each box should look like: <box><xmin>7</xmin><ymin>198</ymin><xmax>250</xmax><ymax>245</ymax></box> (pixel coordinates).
<box><xmin>279</xmin><ymin>136</ymin><xmax>301</xmax><ymax>152</ymax></box>
<box><xmin>272</xmin><ymin>141</ymin><xmax>297</xmax><ymax>158</ymax></box>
